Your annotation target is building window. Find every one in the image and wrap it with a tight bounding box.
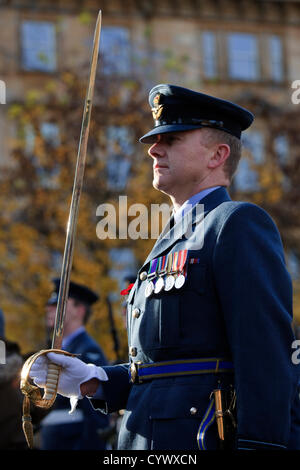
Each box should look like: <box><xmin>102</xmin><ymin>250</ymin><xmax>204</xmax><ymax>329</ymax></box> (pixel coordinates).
<box><xmin>106</xmin><ymin>126</ymin><xmax>133</xmax><ymax>191</ymax></box>
<box><xmin>269</xmin><ymin>35</ymin><xmax>283</xmax><ymax>82</ymax></box>
<box><xmin>234</xmin><ymin>159</ymin><xmax>259</xmax><ymax>191</ymax></box>
<box><xmin>21</xmin><ymin>21</ymin><xmax>57</xmax><ymax>72</ymax></box>
<box><xmin>228</xmin><ymin>33</ymin><xmax>259</xmax><ymax>81</ymax></box>
<box><xmin>109</xmin><ymin>248</ymin><xmax>137</xmax><ymax>291</ymax></box>
<box><xmin>202</xmin><ymin>32</ymin><xmax>217</xmax><ymax>78</ymax></box>
<box><xmin>101</xmin><ymin>26</ymin><xmax>131</xmax><ymax>76</ymax></box>
<box><xmin>24</xmin><ymin>123</ymin><xmax>35</xmax><ymax>156</ymax></box>
<box><xmin>40</xmin><ymin>122</ymin><xmax>60</xmax><ymax>148</ymax></box>
<box><xmin>107</xmin><ymin>156</ymin><xmax>131</xmax><ymax>191</ymax></box>
<box><xmin>242</xmin><ymin>130</ymin><xmax>265</xmax><ymax>164</ymax></box>
<box><xmin>234</xmin><ymin>130</ymin><xmax>265</xmax><ymax>191</ymax></box>
<box><xmin>274</xmin><ymin>134</ymin><xmax>289</xmax><ymax>164</ymax></box>
<box><xmin>24</xmin><ymin>122</ymin><xmax>60</xmax><ymax>188</ymax></box>
<box><xmin>24</xmin><ymin>122</ymin><xmax>60</xmax><ymax>154</ymax></box>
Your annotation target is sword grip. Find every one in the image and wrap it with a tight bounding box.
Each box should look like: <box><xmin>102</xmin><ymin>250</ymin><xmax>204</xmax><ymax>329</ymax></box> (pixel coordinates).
<box><xmin>43</xmin><ymin>362</ymin><xmax>61</xmax><ymax>401</ymax></box>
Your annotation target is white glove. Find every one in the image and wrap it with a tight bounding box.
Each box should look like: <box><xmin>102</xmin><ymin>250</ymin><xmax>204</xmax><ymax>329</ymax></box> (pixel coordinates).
<box><xmin>29</xmin><ymin>352</ymin><xmax>108</xmax><ymax>400</ymax></box>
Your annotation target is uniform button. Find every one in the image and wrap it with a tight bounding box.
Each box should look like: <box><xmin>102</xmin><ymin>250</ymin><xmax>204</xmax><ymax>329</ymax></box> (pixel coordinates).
<box><xmin>132</xmin><ymin>308</ymin><xmax>140</xmax><ymax>318</ymax></box>
<box><xmin>129</xmin><ymin>346</ymin><xmax>137</xmax><ymax>357</ymax></box>
<box><xmin>190</xmin><ymin>407</ymin><xmax>197</xmax><ymax>415</ymax></box>
<box><xmin>140</xmin><ymin>271</ymin><xmax>147</xmax><ymax>281</ymax></box>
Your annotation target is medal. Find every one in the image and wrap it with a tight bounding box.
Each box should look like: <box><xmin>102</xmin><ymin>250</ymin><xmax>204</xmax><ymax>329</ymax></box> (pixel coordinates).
<box><xmin>175</xmin><ymin>273</ymin><xmax>185</xmax><ymax>289</ymax></box>
<box><xmin>145</xmin><ymin>280</ymin><xmax>154</xmax><ymax>298</ymax></box>
<box><xmin>154</xmin><ymin>255</ymin><xmax>166</xmax><ymax>294</ymax></box>
<box><xmin>175</xmin><ymin>249</ymin><xmax>188</xmax><ymax>289</ymax></box>
<box><xmin>164</xmin><ymin>274</ymin><xmax>175</xmax><ymax>291</ymax></box>
<box><xmin>164</xmin><ymin>252</ymin><xmax>177</xmax><ymax>291</ymax></box>
<box><xmin>154</xmin><ymin>276</ymin><xmax>165</xmax><ymax>293</ymax></box>
<box><xmin>145</xmin><ymin>258</ymin><xmax>158</xmax><ymax>298</ymax></box>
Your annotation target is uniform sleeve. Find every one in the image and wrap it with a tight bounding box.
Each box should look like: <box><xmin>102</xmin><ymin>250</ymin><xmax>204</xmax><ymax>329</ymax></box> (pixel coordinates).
<box><xmin>89</xmin><ymin>363</ymin><xmax>131</xmax><ymax>414</ymax></box>
<box><xmin>213</xmin><ymin>203</ymin><xmax>299</xmax><ymax>450</ymax></box>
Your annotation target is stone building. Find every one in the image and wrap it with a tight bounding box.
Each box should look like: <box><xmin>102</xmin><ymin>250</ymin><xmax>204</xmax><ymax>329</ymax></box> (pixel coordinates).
<box><xmin>0</xmin><ymin>0</ymin><xmax>299</xmax><ymax>168</ymax></box>
<box><xmin>0</xmin><ymin>0</ymin><xmax>300</xmax><ymax>280</ymax></box>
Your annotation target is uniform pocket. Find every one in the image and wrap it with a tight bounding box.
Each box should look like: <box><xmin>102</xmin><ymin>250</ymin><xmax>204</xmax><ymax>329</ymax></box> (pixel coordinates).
<box><xmin>139</xmin><ymin>293</ymin><xmax>180</xmax><ymax>352</ymax></box>
<box><xmin>151</xmin><ymin>417</ymin><xmax>203</xmax><ymax>450</ymax></box>
<box><xmin>159</xmin><ymin>292</ymin><xmax>180</xmax><ymax>348</ymax></box>
<box><xmin>149</xmin><ymin>381</ymin><xmax>218</xmax><ymax>450</ymax></box>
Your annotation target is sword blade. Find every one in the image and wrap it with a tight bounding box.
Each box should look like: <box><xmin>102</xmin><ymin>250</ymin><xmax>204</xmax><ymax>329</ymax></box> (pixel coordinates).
<box><xmin>52</xmin><ymin>11</ymin><xmax>102</xmax><ymax>349</ymax></box>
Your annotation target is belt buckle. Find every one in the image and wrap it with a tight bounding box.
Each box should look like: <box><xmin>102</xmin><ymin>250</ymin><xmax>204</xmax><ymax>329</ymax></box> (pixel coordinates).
<box><xmin>130</xmin><ymin>362</ymin><xmax>140</xmax><ymax>384</ymax></box>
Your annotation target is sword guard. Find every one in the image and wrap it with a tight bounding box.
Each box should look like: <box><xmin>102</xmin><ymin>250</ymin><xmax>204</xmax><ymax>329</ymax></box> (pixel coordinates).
<box><xmin>20</xmin><ymin>348</ymin><xmax>76</xmax><ymax>448</ymax></box>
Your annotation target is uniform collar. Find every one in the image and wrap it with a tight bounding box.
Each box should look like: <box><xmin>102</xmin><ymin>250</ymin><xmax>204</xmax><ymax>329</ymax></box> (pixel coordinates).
<box><xmin>173</xmin><ymin>187</ymin><xmax>221</xmax><ymax>224</ymax></box>
<box><xmin>140</xmin><ymin>186</ymin><xmax>231</xmax><ymax>270</ymax></box>
<box><xmin>62</xmin><ymin>326</ymin><xmax>85</xmax><ymax>350</ymax></box>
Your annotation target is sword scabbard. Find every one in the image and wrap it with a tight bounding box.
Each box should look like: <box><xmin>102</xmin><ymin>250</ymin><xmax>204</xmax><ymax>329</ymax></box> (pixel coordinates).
<box><xmin>213</xmin><ymin>387</ymin><xmax>237</xmax><ymax>448</ymax></box>
<box><xmin>213</xmin><ymin>388</ymin><xmax>225</xmax><ymax>441</ymax></box>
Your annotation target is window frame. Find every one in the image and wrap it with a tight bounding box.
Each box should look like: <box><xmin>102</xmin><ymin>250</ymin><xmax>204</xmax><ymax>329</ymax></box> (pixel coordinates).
<box><xmin>100</xmin><ymin>25</ymin><xmax>132</xmax><ymax>77</ymax></box>
<box><xmin>233</xmin><ymin>128</ymin><xmax>266</xmax><ymax>192</ymax></box>
<box><xmin>201</xmin><ymin>31</ymin><xmax>218</xmax><ymax>79</ymax></box>
<box><xmin>105</xmin><ymin>125</ymin><xmax>133</xmax><ymax>191</ymax></box>
<box><xmin>20</xmin><ymin>19</ymin><xmax>58</xmax><ymax>74</ymax></box>
<box><xmin>227</xmin><ymin>32</ymin><xmax>260</xmax><ymax>82</ymax></box>
<box><xmin>201</xmin><ymin>30</ymin><xmax>286</xmax><ymax>84</ymax></box>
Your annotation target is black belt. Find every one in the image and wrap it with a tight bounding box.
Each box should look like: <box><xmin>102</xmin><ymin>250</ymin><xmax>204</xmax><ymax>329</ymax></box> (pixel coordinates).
<box><xmin>129</xmin><ymin>357</ymin><xmax>234</xmax><ymax>384</ymax></box>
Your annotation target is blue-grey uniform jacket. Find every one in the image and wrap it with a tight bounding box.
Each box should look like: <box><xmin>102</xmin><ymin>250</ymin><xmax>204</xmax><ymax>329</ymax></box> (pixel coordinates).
<box><xmin>91</xmin><ymin>187</ymin><xmax>300</xmax><ymax>450</ymax></box>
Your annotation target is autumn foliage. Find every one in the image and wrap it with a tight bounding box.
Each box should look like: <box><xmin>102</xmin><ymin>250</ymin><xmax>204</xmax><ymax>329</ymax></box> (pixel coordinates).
<box><xmin>1</xmin><ymin>70</ymin><xmax>166</xmax><ymax>359</ymax></box>
<box><xmin>1</xmin><ymin>66</ymin><xmax>300</xmax><ymax>360</ymax></box>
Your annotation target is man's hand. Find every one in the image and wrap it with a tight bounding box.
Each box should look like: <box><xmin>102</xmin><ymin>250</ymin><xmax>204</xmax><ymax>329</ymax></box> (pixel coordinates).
<box><xmin>29</xmin><ymin>352</ymin><xmax>108</xmax><ymax>399</ymax></box>
<box><xmin>80</xmin><ymin>377</ymin><xmax>101</xmax><ymax>397</ymax></box>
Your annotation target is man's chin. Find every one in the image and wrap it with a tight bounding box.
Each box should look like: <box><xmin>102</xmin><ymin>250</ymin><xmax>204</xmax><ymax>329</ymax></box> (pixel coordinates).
<box><xmin>153</xmin><ymin>177</ymin><xmax>169</xmax><ymax>193</ymax></box>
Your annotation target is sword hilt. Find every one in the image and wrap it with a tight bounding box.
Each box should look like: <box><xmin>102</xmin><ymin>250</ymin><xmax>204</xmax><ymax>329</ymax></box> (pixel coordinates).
<box><xmin>43</xmin><ymin>361</ymin><xmax>61</xmax><ymax>401</ymax></box>
<box><xmin>20</xmin><ymin>349</ymin><xmax>76</xmax><ymax>448</ymax></box>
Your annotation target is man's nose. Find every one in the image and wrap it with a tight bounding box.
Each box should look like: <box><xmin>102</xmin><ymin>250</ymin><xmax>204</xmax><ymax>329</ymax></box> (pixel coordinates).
<box><xmin>148</xmin><ymin>138</ymin><xmax>165</xmax><ymax>159</ymax></box>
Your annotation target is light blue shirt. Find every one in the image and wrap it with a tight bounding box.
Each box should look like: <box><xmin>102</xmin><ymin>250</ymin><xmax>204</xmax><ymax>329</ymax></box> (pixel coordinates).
<box><xmin>173</xmin><ymin>186</ymin><xmax>221</xmax><ymax>224</ymax></box>
<box><xmin>62</xmin><ymin>326</ymin><xmax>85</xmax><ymax>350</ymax></box>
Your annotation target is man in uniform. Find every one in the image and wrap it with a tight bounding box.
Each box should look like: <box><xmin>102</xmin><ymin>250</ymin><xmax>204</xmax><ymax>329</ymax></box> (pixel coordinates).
<box><xmin>39</xmin><ymin>279</ymin><xmax>110</xmax><ymax>450</ymax></box>
<box><xmin>30</xmin><ymin>84</ymin><xmax>300</xmax><ymax>450</ymax></box>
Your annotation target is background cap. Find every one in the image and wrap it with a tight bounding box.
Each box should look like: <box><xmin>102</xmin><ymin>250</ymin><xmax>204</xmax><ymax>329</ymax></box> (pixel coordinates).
<box><xmin>47</xmin><ymin>278</ymin><xmax>99</xmax><ymax>306</ymax></box>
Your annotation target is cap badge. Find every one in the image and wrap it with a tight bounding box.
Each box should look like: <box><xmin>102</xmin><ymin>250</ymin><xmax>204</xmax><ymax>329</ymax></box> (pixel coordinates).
<box><xmin>151</xmin><ymin>93</ymin><xmax>163</xmax><ymax>120</ymax></box>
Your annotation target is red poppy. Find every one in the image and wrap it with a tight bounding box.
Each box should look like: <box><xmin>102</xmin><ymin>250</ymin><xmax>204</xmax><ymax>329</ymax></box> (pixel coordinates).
<box><xmin>120</xmin><ymin>283</ymin><xmax>134</xmax><ymax>296</ymax></box>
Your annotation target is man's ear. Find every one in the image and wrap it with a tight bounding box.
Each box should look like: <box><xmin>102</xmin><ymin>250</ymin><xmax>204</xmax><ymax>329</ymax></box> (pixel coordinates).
<box><xmin>207</xmin><ymin>143</ymin><xmax>230</xmax><ymax>170</ymax></box>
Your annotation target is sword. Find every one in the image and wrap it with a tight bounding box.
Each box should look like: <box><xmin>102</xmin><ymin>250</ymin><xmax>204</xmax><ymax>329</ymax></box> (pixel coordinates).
<box><xmin>20</xmin><ymin>11</ymin><xmax>102</xmax><ymax>448</ymax></box>
<box><xmin>51</xmin><ymin>10</ymin><xmax>101</xmax><ymax>350</ymax></box>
